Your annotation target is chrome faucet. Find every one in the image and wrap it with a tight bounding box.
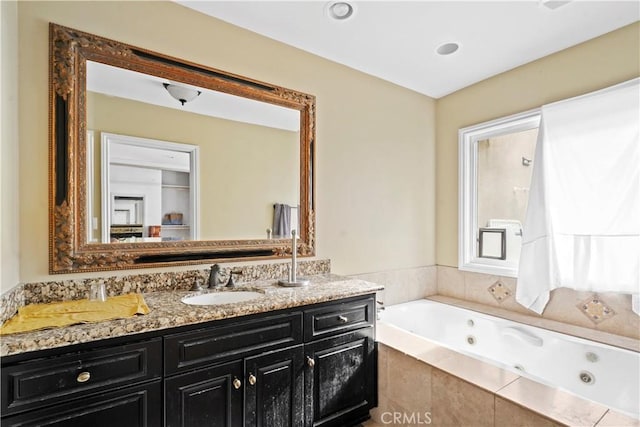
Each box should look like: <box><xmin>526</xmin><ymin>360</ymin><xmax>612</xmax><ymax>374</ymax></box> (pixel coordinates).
<box><xmin>208</xmin><ymin>264</ymin><xmax>224</xmax><ymax>289</ymax></box>
<box><xmin>376</xmin><ymin>300</ymin><xmax>385</xmax><ymax>320</ymax></box>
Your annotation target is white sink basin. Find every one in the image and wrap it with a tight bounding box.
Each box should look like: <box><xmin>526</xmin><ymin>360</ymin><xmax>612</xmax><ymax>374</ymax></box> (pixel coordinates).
<box><xmin>181</xmin><ymin>291</ymin><xmax>264</xmax><ymax>306</ymax></box>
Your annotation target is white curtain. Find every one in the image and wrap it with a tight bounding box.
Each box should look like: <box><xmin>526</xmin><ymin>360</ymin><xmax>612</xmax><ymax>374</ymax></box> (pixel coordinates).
<box><xmin>517</xmin><ymin>78</ymin><xmax>640</xmax><ymax>315</ymax></box>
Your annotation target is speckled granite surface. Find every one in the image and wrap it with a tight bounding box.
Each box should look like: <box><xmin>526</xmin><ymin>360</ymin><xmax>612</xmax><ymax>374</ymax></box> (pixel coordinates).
<box><xmin>0</xmin><ymin>274</ymin><xmax>382</xmax><ymax>357</ymax></box>
<box><xmin>0</xmin><ymin>259</ymin><xmax>331</xmax><ymax>324</ymax></box>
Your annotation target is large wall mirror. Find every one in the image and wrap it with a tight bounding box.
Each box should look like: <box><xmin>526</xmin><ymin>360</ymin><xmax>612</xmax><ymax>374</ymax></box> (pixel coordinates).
<box><xmin>49</xmin><ymin>24</ymin><xmax>315</xmax><ymax>273</ymax></box>
<box><xmin>459</xmin><ymin>110</ymin><xmax>540</xmax><ymax>277</ymax></box>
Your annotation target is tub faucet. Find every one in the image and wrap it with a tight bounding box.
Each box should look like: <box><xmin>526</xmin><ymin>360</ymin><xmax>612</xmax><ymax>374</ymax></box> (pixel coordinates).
<box><xmin>376</xmin><ymin>300</ymin><xmax>385</xmax><ymax>320</ymax></box>
<box><xmin>208</xmin><ymin>264</ymin><xmax>224</xmax><ymax>288</ymax></box>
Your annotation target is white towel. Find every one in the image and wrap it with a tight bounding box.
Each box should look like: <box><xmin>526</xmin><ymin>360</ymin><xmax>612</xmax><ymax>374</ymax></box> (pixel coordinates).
<box><xmin>517</xmin><ymin>78</ymin><xmax>640</xmax><ymax>315</ymax></box>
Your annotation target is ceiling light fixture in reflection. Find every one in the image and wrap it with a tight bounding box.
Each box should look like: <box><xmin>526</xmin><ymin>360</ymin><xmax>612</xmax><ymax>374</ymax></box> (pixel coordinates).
<box><xmin>163</xmin><ymin>83</ymin><xmax>202</xmax><ymax>106</ymax></box>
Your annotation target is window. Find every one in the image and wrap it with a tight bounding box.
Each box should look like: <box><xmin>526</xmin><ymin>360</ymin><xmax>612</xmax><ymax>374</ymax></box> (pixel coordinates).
<box><xmin>458</xmin><ymin>110</ymin><xmax>540</xmax><ymax>277</ymax></box>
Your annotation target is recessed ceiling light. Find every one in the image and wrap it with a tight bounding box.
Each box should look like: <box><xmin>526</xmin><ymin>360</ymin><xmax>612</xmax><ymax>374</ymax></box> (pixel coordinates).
<box><xmin>327</xmin><ymin>1</ymin><xmax>355</xmax><ymax>21</ymax></box>
<box><xmin>436</xmin><ymin>42</ymin><xmax>460</xmax><ymax>56</ymax></box>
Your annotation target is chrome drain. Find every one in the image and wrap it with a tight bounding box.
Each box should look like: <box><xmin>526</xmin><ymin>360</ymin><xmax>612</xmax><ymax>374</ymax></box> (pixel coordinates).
<box><xmin>579</xmin><ymin>371</ymin><xmax>595</xmax><ymax>385</ymax></box>
<box><xmin>466</xmin><ymin>335</ymin><xmax>476</xmax><ymax>345</ymax></box>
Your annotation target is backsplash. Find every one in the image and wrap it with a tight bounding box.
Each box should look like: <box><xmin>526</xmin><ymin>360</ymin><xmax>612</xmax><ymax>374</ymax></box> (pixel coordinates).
<box><xmin>438</xmin><ymin>266</ymin><xmax>640</xmax><ymax>340</ymax></box>
<box><xmin>0</xmin><ymin>259</ymin><xmax>330</xmax><ymax>324</ymax></box>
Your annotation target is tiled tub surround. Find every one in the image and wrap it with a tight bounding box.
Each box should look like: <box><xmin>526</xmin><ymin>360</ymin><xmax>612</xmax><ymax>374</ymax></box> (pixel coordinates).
<box><xmin>438</xmin><ymin>266</ymin><xmax>640</xmax><ymax>340</ymax></box>
<box><xmin>0</xmin><ymin>273</ymin><xmax>381</xmax><ymax>357</ymax></box>
<box><xmin>381</xmin><ymin>299</ymin><xmax>639</xmax><ymax>416</ymax></box>
<box><xmin>373</xmin><ymin>323</ymin><xmax>640</xmax><ymax>427</ymax></box>
<box><xmin>0</xmin><ymin>259</ymin><xmax>330</xmax><ymax>325</ymax></box>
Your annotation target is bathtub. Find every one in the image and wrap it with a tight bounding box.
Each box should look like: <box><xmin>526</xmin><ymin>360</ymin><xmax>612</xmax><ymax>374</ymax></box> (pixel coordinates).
<box><xmin>379</xmin><ymin>299</ymin><xmax>640</xmax><ymax>418</ymax></box>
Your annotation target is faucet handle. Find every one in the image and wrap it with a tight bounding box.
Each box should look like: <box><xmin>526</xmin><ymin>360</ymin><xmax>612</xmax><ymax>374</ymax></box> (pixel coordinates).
<box><xmin>226</xmin><ymin>270</ymin><xmax>243</xmax><ymax>288</ymax></box>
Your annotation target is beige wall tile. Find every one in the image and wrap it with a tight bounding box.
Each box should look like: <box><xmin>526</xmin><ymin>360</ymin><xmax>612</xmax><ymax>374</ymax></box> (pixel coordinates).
<box><xmin>594</xmin><ymin>293</ymin><xmax>640</xmax><ymax>340</ymax></box>
<box><xmin>386</xmin><ymin>346</ymin><xmax>432</xmax><ymax>413</ymax></box>
<box><xmin>353</xmin><ymin>266</ymin><xmax>437</xmax><ymax>306</ymax></box>
<box><xmin>437</xmin><ymin>266</ymin><xmax>466</xmax><ymax>300</ymax></box>
<box><xmin>497</xmin><ymin>377</ymin><xmax>608</xmax><ymax>427</ymax></box>
<box><xmin>495</xmin><ymin>397</ymin><xmax>565</xmax><ymax>427</ymax></box>
<box><xmin>595</xmin><ymin>410</ymin><xmax>640</xmax><ymax>427</ymax></box>
<box><xmin>431</xmin><ymin>368</ymin><xmax>494</xmax><ymax>427</ymax></box>
<box><xmin>437</xmin><ymin>267</ymin><xmax>640</xmax><ymax>340</ymax></box>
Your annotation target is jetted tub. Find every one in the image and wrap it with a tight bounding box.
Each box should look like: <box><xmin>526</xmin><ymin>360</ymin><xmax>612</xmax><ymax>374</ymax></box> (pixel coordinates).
<box><xmin>379</xmin><ymin>299</ymin><xmax>640</xmax><ymax>418</ymax></box>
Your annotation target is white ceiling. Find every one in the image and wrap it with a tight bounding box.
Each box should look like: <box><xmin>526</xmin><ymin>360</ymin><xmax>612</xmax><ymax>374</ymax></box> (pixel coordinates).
<box><xmin>178</xmin><ymin>1</ymin><xmax>639</xmax><ymax>98</ymax></box>
<box><xmin>87</xmin><ymin>61</ymin><xmax>300</xmax><ymax>131</ymax></box>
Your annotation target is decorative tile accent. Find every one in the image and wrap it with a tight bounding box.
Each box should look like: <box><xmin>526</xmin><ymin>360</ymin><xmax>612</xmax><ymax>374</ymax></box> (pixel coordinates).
<box><xmin>488</xmin><ymin>280</ymin><xmax>511</xmax><ymax>303</ymax></box>
<box><xmin>577</xmin><ymin>295</ymin><xmax>616</xmax><ymax>324</ymax></box>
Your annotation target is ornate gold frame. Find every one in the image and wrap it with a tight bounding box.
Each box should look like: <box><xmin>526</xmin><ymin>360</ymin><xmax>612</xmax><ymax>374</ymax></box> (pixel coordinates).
<box><xmin>49</xmin><ymin>23</ymin><xmax>316</xmax><ymax>273</ymax></box>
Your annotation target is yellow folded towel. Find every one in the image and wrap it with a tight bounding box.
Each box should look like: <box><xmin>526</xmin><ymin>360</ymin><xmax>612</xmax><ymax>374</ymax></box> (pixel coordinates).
<box><xmin>0</xmin><ymin>293</ymin><xmax>150</xmax><ymax>335</ymax></box>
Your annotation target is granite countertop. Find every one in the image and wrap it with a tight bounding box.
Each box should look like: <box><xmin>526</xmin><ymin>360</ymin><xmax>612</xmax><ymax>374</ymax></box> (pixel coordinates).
<box><xmin>0</xmin><ymin>274</ymin><xmax>383</xmax><ymax>358</ymax></box>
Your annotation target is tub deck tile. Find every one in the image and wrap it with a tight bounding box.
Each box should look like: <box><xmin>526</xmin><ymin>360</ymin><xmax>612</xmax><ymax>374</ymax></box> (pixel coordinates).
<box><xmin>495</xmin><ymin>396</ymin><xmax>566</xmax><ymax>427</ymax></box>
<box><xmin>496</xmin><ymin>377</ymin><xmax>609</xmax><ymax>427</ymax></box>
<box><xmin>595</xmin><ymin>410</ymin><xmax>640</xmax><ymax>427</ymax></box>
<box><xmin>376</xmin><ymin>322</ymin><xmax>457</xmax><ymax>365</ymax></box>
<box><xmin>433</xmin><ymin>351</ymin><xmax>520</xmax><ymax>393</ymax></box>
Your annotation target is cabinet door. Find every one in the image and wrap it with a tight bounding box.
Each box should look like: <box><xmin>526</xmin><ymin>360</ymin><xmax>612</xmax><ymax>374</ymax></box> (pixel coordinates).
<box><xmin>1</xmin><ymin>381</ymin><xmax>161</xmax><ymax>427</ymax></box>
<box><xmin>304</xmin><ymin>328</ymin><xmax>375</xmax><ymax>427</ymax></box>
<box><xmin>165</xmin><ymin>360</ymin><xmax>243</xmax><ymax>427</ymax></box>
<box><xmin>244</xmin><ymin>345</ymin><xmax>304</xmax><ymax>427</ymax></box>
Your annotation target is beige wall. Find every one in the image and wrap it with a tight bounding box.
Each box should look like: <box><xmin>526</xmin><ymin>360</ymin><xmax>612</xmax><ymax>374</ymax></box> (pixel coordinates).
<box><xmin>14</xmin><ymin>1</ymin><xmax>436</xmax><ymax>284</ymax></box>
<box><xmin>1</xmin><ymin>0</ymin><xmax>20</xmax><ymax>293</ymax></box>
<box><xmin>88</xmin><ymin>92</ymin><xmax>299</xmax><ymax>241</ymax></box>
<box><xmin>436</xmin><ymin>22</ymin><xmax>640</xmax><ymax>267</ymax></box>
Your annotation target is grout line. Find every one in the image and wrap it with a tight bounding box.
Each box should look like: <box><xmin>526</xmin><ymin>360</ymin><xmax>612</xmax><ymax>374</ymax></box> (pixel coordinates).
<box><xmin>593</xmin><ymin>409</ymin><xmax>610</xmax><ymax>427</ymax></box>
<box><xmin>495</xmin><ymin>375</ymin><xmax>521</xmax><ymax>393</ymax></box>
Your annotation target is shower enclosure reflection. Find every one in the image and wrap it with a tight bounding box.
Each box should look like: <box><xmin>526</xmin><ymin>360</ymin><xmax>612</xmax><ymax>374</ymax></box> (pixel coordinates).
<box><xmin>477</xmin><ymin>128</ymin><xmax>537</xmax><ymax>263</ymax></box>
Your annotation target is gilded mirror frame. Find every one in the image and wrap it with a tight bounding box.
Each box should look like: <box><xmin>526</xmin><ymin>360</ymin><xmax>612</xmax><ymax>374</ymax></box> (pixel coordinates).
<box><xmin>49</xmin><ymin>23</ymin><xmax>316</xmax><ymax>273</ymax></box>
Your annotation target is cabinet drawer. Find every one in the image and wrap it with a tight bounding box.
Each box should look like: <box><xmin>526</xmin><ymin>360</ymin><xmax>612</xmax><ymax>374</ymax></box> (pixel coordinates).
<box><xmin>164</xmin><ymin>312</ymin><xmax>303</xmax><ymax>375</ymax></box>
<box><xmin>1</xmin><ymin>338</ymin><xmax>162</xmax><ymax>416</ymax></box>
<box><xmin>304</xmin><ymin>296</ymin><xmax>374</xmax><ymax>341</ymax></box>
<box><xmin>1</xmin><ymin>380</ymin><xmax>161</xmax><ymax>427</ymax></box>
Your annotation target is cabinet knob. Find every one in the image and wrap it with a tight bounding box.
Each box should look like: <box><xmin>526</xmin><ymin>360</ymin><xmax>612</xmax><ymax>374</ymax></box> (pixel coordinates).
<box><xmin>248</xmin><ymin>374</ymin><xmax>257</xmax><ymax>386</ymax></box>
<box><xmin>76</xmin><ymin>371</ymin><xmax>91</xmax><ymax>383</ymax></box>
<box><xmin>233</xmin><ymin>378</ymin><xmax>242</xmax><ymax>390</ymax></box>
<box><xmin>306</xmin><ymin>356</ymin><xmax>315</xmax><ymax>368</ymax></box>
<box><xmin>338</xmin><ymin>315</ymin><xmax>348</xmax><ymax>323</ymax></box>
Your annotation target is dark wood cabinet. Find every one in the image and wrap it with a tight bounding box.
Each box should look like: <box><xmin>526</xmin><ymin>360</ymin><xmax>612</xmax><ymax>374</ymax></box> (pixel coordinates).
<box><xmin>165</xmin><ymin>360</ymin><xmax>243</xmax><ymax>427</ymax></box>
<box><xmin>1</xmin><ymin>294</ymin><xmax>377</xmax><ymax>427</ymax></box>
<box><xmin>304</xmin><ymin>328</ymin><xmax>375</xmax><ymax>427</ymax></box>
<box><xmin>244</xmin><ymin>345</ymin><xmax>304</xmax><ymax>427</ymax></box>
<box><xmin>2</xmin><ymin>381</ymin><xmax>161</xmax><ymax>427</ymax></box>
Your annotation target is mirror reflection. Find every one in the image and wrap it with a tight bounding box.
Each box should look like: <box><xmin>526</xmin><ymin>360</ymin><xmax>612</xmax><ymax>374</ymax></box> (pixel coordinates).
<box><xmin>86</xmin><ymin>61</ymin><xmax>301</xmax><ymax>243</ymax></box>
